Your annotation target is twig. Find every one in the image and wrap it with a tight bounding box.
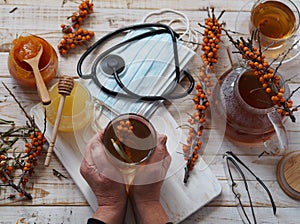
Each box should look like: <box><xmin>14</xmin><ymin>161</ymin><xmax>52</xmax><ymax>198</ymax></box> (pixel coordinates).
<box><xmin>2</xmin><ymin>82</ymin><xmax>35</xmax><ymax>128</ymax></box>
<box><xmin>61</xmin><ymin>0</ymin><xmax>68</xmax><ymax>7</ymax></box>
<box><xmin>52</xmin><ymin>169</ymin><xmax>68</xmax><ymax>179</ymax></box>
<box><xmin>9</xmin><ymin>7</ymin><xmax>18</xmax><ymax>13</ymax></box>
<box><xmin>287</xmin><ymin>86</ymin><xmax>300</xmax><ymax>101</ymax></box>
<box><xmin>0</xmin><ymin>84</ymin><xmax>47</xmax><ymax>200</ymax></box>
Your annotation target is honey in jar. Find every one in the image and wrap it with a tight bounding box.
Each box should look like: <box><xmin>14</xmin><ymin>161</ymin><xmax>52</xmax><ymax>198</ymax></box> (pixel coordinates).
<box><xmin>8</xmin><ymin>34</ymin><xmax>58</xmax><ymax>88</ymax></box>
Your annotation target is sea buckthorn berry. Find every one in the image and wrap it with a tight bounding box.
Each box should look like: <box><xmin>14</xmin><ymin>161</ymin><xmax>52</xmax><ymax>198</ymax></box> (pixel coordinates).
<box><xmin>1</xmin><ymin>177</ymin><xmax>7</xmax><ymax>183</ymax></box>
<box><xmin>23</xmin><ymin>166</ymin><xmax>29</xmax><ymax>171</ymax></box>
<box><xmin>7</xmin><ymin>166</ymin><xmax>14</xmax><ymax>171</ymax></box>
<box><xmin>265</xmin><ymin>88</ymin><xmax>271</xmax><ymax>93</ymax></box>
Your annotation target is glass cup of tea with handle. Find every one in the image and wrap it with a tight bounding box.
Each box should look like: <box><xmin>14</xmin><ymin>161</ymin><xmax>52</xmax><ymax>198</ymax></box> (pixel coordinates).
<box><xmin>249</xmin><ymin>0</ymin><xmax>300</xmax><ymax>62</ymax></box>
<box><xmin>102</xmin><ymin>113</ymin><xmax>157</xmax><ymax>185</ymax></box>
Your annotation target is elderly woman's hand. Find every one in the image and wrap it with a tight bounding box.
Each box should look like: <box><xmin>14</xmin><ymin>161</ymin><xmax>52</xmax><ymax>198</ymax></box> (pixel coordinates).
<box><xmin>80</xmin><ymin>130</ymin><xmax>127</xmax><ymax>224</ymax></box>
<box><xmin>129</xmin><ymin>134</ymin><xmax>172</xmax><ymax>224</ymax></box>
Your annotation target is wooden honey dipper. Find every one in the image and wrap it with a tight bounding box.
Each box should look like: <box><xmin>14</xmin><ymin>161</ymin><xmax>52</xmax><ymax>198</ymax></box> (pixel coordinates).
<box><xmin>44</xmin><ymin>76</ymin><xmax>74</xmax><ymax>167</ymax></box>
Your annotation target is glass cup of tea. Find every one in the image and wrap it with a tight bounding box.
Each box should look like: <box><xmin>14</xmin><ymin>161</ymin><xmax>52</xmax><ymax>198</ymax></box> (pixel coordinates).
<box><xmin>249</xmin><ymin>0</ymin><xmax>300</xmax><ymax>62</ymax></box>
<box><xmin>102</xmin><ymin>113</ymin><xmax>157</xmax><ymax>184</ymax></box>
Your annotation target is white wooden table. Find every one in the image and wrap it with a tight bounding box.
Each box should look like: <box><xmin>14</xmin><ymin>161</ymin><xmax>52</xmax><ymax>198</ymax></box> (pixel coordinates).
<box><xmin>0</xmin><ymin>0</ymin><xmax>300</xmax><ymax>223</ymax></box>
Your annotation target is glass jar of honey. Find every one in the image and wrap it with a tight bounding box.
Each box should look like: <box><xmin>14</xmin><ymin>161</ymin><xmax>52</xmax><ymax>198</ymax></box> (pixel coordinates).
<box><xmin>7</xmin><ymin>34</ymin><xmax>58</xmax><ymax>88</ymax></box>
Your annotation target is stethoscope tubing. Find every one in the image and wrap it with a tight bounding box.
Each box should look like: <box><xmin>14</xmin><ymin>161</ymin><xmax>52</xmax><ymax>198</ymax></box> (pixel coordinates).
<box><xmin>77</xmin><ymin>23</ymin><xmax>195</xmax><ymax>101</ymax></box>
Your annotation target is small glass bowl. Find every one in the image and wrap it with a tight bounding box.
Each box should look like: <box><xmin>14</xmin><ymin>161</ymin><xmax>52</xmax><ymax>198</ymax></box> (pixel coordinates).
<box><xmin>46</xmin><ymin>81</ymin><xmax>94</xmax><ymax>132</ymax></box>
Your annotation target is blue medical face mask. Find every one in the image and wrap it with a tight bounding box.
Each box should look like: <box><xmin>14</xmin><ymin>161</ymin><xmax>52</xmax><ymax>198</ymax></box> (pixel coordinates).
<box><xmin>78</xmin><ymin>24</ymin><xmax>196</xmax><ymax>118</ymax></box>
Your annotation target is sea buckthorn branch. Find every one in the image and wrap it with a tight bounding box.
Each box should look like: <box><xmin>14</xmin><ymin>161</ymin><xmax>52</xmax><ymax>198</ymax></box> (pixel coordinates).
<box><xmin>182</xmin><ymin>8</ymin><xmax>224</xmax><ymax>183</ymax></box>
<box><xmin>58</xmin><ymin>0</ymin><xmax>95</xmax><ymax>55</ymax></box>
<box><xmin>198</xmin><ymin>7</ymin><xmax>225</xmax><ymax>71</ymax></box>
<box><xmin>183</xmin><ymin>81</ymin><xmax>209</xmax><ymax>183</ymax></box>
<box><xmin>224</xmin><ymin>29</ymin><xmax>299</xmax><ymax>122</ymax></box>
<box><xmin>0</xmin><ymin>120</ymin><xmax>46</xmax><ymax>200</ymax></box>
<box><xmin>114</xmin><ymin>120</ymin><xmax>134</xmax><ymax>161</ymax></box>
<box><xmin>0</xmin><ymin>84</ymin><xmax>47</xmax><ymax>200</ymax></box>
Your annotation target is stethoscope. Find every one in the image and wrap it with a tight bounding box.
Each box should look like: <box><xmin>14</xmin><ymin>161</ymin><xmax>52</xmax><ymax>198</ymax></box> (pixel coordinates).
<box><xmin>77</xmin><ymin>23</ymin><xmax>195</xmax><ymax>101</ymax></box>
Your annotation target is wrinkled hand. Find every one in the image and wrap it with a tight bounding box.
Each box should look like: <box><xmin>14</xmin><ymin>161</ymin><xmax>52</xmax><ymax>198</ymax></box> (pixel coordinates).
<box><xmin>80</xmin><ymin>130</ymin><xmax>127</xmax><ymax>223</ymax></box>
<box><xmin>128</xmin><ymin>134</ymin><xmax>171</xmax><ymax>224</ymax></box>
<box><xmin>129</xmin><ymin>134</ymin><xmax>171</xmax><ymax>201</ymax></box>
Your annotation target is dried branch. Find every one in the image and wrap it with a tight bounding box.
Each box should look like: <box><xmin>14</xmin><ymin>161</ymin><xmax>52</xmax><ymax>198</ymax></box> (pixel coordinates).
<box><xmin>0</xmin><ymin>84</ymin><xmax>47</xmax><ymax>200</ymax></box>
<box><xmin>2</xmin><ymin>82</ymin><xmax>36</xmax><ymax>128</ymax></box>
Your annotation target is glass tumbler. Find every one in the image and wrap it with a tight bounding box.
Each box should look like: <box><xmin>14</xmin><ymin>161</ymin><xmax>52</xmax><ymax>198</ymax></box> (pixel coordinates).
<box><xmin>249</xmin><ymin>0</ymin><xmax>300</xmax><ymax>64</ymax></box>
<box><xmin>46</xmin><ymin>80</ymin><xmax>94</xmax><ymax>132</ymax></box>
<box><xmin>102</xmin><ymin>113</ymin><xmax>157</xmax><ymax>184</ymax></box>
<box><xmin>249</xmin><ymin>0</ymin><xmax>300</xmax><ymax>49</ymax></box>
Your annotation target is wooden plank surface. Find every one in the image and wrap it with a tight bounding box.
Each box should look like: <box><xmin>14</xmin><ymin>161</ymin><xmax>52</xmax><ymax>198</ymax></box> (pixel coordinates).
<box><xmin>3</xmin><ymin>206</ymin><xmax>300</xmax><ymax>224</ymax></box>
<box><xmin>0</xmin><ymin>0</ymin><xmax>300</xmax><ymax>223</ymax></box>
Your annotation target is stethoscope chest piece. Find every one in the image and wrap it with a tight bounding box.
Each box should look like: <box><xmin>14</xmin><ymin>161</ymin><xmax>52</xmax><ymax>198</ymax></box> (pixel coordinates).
<box><xmin>100</xmin><ymin>54</ymin><xmax>126</xmax><ymax>77</ymax></box>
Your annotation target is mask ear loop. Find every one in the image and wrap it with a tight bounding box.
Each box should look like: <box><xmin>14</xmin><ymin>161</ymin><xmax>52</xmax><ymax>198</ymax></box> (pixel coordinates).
<box><xmin>78</xmin><ymin>23</ymin><xmax>195</xmax><ymax>101</ymax></box>
<box><xmin>142</xmin><ymin>9</ymin><xmax>199</xmax><ymax>51</ymax></box>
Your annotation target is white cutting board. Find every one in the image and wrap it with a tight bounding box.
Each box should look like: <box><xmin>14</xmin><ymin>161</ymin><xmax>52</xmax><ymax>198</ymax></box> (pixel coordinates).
<box><xmin>31</xmin><ymin>103</ymin><xmax>221</xmax><ymax>223</ymax></box>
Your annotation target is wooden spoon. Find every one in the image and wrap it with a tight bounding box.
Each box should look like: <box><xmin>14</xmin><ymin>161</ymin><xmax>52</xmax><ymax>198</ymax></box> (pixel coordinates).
<box><xmin>23</xmin><ymin>44</ymin><xmax>51</xmax><ymax>105</ymax></box>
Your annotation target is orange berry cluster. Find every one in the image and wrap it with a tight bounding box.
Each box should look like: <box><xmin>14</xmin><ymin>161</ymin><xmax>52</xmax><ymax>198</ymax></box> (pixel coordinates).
<box><xmin>183</xmin><ymin>82</ymin><xmax>210</xmax><ymax>183</ymax></box>
<box><xmin>235</xmin><ymin>38</ymin><xmax>297</xmax><ymax>121</ymax></box>
<box><xmin>116</xmin><ymin>120</ymin><xmax>134</xmax><ymax>159</ymax></box>
<box><xmin>0</xmin><ymin>131</ymin><xmax>46</xmax><ymax>199</ymax></box>
<box><xmin>23</xmin><ymin>132</ymin><xmax>46</xmax><ymax>172</ymax></box>
<box><xmin>69</xmin><ymin>0</ymin><xmax>94</xmax><ymax>29</ymax></box>
<box><xmin>199</xmin><ymin>65</ymin><xmax>215</xmax><ymax>95</ymax></box>
<box><xmin>57</xmin><ymin>0</ymin><xmax>94</xmax><ymax>55</ymax></box>
<box><xmin>116</xmin><ymin>120</ymin><xmax>134</xmax><ymax>142</ymax></box>
<box><xmin>200</xmin><ymin>8</ymin><xmax>224</xmax><ymax>71</ymax></box>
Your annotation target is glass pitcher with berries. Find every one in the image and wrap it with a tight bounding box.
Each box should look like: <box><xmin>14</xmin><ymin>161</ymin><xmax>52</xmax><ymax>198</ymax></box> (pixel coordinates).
<box><xmin>211</xmin><ymin>51</ymin><xmax>290</xmax><ymax>155</ymax></box>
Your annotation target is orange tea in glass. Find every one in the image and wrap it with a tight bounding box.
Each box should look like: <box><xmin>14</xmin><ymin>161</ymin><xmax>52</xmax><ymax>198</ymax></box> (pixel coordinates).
<box><xmin>103</xmin><ymin>113</ymin><xmax>157</xmax><ymax>165</ymax></box>
<box><xmin>249</xmin><ymin>0</ymin><xmax>300</xmax><ymax>60</ymax></box>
